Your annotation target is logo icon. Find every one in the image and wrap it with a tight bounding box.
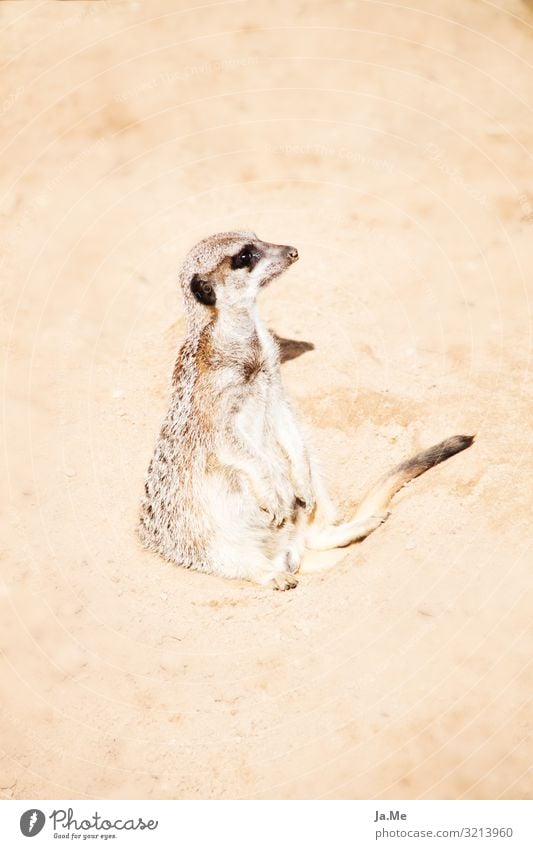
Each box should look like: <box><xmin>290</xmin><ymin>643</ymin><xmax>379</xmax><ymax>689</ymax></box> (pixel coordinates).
<box><xmin>20</xmin><ymin>810</ymin><xmax>46</xmax><ymax>837</ymax></box>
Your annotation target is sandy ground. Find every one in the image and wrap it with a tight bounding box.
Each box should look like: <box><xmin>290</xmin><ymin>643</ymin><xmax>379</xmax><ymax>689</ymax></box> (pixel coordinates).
<box><xmin>1</xmin><ymin>0</ymin><xmax>532</xmax><ymax>800</ymax></box>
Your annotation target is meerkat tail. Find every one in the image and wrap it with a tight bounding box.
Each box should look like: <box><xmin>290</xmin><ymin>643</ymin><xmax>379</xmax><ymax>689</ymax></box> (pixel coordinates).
<box><xmin>353</xmin><ymin>434</ymin><xmax>475</xmax><ymax>521</ymax></box>
<box><xmin>303</xmin><ymin>434</ymin><xmax>475</xmax><ymax>559</ymax></box>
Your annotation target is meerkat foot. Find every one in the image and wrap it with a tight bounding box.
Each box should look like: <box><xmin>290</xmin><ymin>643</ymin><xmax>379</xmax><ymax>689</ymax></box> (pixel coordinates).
<box><xmin>369</xmin><ymin>510</ymin><xmax>391</xmax><ymax>528</ymax></box>
<box><xmin>254</xmin><ymin>565</ymin><xmax>299</xmax><ymax>590</ymax></box>
<box><xmin>270</xmin><ymin>572</ymin><xmax>299</xmax><ymax>591</ymax></box>
<box><xmin>365</xmin><ymin>511</ymin><xmax>390</xmax><ymax>527</ymax></box>
<box><xmin>260</xmin><ymin>504</ymin><xmax>291</xmax><ymax>528</ymax></box>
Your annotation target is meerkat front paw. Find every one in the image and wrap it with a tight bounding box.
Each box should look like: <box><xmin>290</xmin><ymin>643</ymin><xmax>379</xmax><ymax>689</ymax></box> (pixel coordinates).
<box><xmin>292</xmin><ymin>473</ymin><xmax>316</xmax><ymax>515</ymax></box>
<box><xmin>295</xmin><ymin>492</ymin><xmax>316</xmax><ymax>515</ymax></box>
<box><xmin>260</xmin><ymin>485</ymin><xmax>296</xmax><ymax>527</ymax></box>
<box><xmin>260</xmin><ymin>503</ymin><xmax>291</xmax><ymax>527</ymax></box>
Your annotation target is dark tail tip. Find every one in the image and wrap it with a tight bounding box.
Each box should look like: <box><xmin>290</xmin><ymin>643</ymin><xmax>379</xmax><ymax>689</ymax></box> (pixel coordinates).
<box><xmin>420</xmin><ymin>434</ymin><xmax>476</xmax><ymax>468</ymax></box>
<box><xmin>398</xmin><ymin>433</ymin><xmax>475</xmax><ymax>478</ymax></box>
<box><xmin>443</xmin><ymin>434</ymin><xmax>476</xmax><ymax>455</ymax></box>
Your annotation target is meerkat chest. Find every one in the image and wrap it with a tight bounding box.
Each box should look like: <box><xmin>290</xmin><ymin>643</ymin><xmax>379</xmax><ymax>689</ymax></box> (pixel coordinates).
<box><xmin>216</xmin><ymin>323</ymin><xmax>280</xmax><ymax>443</ymax></box>
<box><xmin>234</xmin><ymin>370</ymin><xmax>274</xmax><ymax>440</ymax></box>
<box><xmin>233</xmin><ymin>345</ymin><xmax>287</xmax><ymax>458</ymax></box>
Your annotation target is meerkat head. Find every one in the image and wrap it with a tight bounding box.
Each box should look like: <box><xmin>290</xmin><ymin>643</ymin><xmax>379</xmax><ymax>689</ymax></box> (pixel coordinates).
<box><xmin>179</xmin><ymin>231</ymin><xmax>299</xmax><ymax>320</ymax></box>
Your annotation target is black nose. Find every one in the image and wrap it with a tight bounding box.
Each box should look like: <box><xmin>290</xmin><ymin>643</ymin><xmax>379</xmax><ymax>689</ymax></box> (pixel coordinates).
<box><xmin>287</xmin><ymin>246</ymin><xmax>299</xmax><ymax>261</ymax></box>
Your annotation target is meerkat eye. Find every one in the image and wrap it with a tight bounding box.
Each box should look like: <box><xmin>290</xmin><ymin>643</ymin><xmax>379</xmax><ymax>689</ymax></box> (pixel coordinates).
<box><xmin>231</xmin><ymin>244</ymin><xmax>256</xmax><ymax>270</ymax></box>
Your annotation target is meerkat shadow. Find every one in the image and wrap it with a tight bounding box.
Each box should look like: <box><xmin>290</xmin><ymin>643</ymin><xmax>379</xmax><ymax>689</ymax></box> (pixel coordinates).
<box><xmin>272</xmin><ymin>334</ymin><xmax>315</xmax><ymax>364</ymax></box>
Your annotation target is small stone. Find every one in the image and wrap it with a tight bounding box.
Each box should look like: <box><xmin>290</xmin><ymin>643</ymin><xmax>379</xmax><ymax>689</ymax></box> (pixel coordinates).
<box><xmin>160</xmin><ymin>591</ymin><xmax>168</xmax><ymax>601</ymax></box>
<box><xmin>405</xmin><ymin>541</ymin><xmax>416</xmax><ymax>551</ymax></box>
<box><xmin>112</xmin><ymin>388</ymin><xmax>125</xmax><ymax>399</ymax></box>
<box><xmin>63</xmin><ymin>467</ymin><xmax>76</xmax><ymax>477</ymax></box>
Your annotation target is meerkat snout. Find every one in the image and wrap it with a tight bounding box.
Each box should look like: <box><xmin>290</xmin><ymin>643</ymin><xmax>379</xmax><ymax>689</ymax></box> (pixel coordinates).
<box><xmin>286</xmin><ymin>246</ymin><xmax>298</xmax><ymax>261</ymax></box>
<box><xmin>255</xmin><ymin>242</ymin><xmax>299</xmax><ymax>288</ymax></box>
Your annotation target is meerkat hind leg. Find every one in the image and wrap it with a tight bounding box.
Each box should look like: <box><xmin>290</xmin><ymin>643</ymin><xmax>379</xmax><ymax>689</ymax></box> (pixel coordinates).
<box><xmin>298</xmin><ymin>513</ymin><xmax>389</xmax><ymax>575</ymax></box>
<box><xmin>284</xmin><ymin>511</ymin><xmax>307</xmax><ymax>574</ymax></box>
<box><xmin>305</xmin><ymin>512</ymin><xmax>389</xmax><ymax>551</ymax></box>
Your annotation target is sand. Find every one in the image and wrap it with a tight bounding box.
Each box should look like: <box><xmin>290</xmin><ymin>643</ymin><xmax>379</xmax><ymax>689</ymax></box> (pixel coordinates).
<box><xmin>1</xmin><ymin>0</ymin><xmax>531</xmax><ymax>800</ymax></box>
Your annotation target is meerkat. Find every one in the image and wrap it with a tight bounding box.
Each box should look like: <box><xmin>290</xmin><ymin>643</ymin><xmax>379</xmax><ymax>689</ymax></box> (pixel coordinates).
<box><xmin>138</xmin><ymin>231</ymin><xmax>473</xmax><ymax>590</ymax></box>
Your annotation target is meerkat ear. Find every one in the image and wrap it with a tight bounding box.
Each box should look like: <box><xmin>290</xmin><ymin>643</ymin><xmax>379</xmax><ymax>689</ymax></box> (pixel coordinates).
<box><xmin>190</xmin><ymin>274</ymin><xmax>216</xmax><ymax>306</ymax></box>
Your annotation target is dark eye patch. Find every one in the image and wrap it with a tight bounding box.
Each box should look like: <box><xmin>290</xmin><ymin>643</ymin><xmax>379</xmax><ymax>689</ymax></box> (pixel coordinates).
<box><xmin>231</xmin><ymin>243</ymin><xmax>259</xmax><ymax>270</ymax></box>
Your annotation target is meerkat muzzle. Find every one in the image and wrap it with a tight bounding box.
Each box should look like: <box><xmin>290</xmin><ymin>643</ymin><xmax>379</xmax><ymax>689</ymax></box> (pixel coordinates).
<box><xmin>286</xmin><ymin>246</ymin><xmax>299</xmax><ymax>262</ymax></box>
